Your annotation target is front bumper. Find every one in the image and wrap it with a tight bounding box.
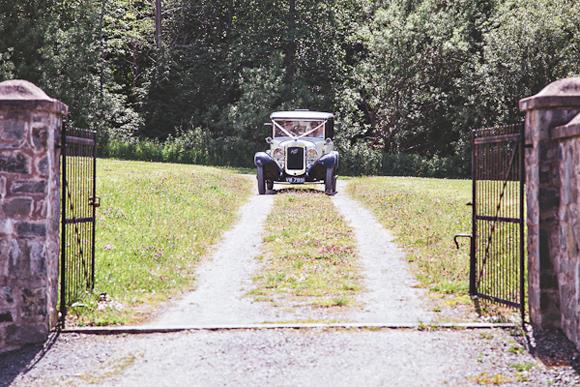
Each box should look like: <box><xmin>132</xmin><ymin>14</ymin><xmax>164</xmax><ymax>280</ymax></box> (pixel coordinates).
<box><xmin>254</xmin><ymin>151</ymin><xmax>339</xmax><ymax>183</ymax></box>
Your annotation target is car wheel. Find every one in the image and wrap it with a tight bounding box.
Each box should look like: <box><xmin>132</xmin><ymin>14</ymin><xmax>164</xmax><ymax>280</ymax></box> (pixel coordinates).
<box><xmin>325</xmin><ymin>167</ymin><xmax>335</xmax><ymax>195</ymax></box>
<box><xmin>266</xmin><ymin>180</ymin><xmax>274</xmax><ymax>191</ymax></box>
<box><xmin>257</xmin><ymin>167</ymin><xmax>266</xmax><ymax>195</ymax></box>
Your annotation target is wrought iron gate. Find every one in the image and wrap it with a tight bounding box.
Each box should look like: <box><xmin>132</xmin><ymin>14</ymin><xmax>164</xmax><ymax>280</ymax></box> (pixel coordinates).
<box><xmin>458</xmin><ymin>123</ymin><xmax>526</xmax><ymax>319</ymax></box>
<box><xmin>60</xmin><ymin>123</ymin><xmax>98</xmax><ymax>322</ymax></box>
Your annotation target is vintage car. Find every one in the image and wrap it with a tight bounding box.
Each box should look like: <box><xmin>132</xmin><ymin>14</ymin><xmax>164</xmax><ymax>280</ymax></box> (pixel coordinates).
<box><xmin>254</xmin><ymin>110</ymin><xmax>339</xmax><ymax>195</ymax></box>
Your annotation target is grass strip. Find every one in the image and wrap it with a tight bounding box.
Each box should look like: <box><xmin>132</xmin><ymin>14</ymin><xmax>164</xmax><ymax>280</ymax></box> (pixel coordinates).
<box><xmin>252</xmin><ymin>189</ymin><xmax>361</xmax><ymax>308</ymax></box>
<box><xmin>67</xmin><ymin>159</ymin><xmax>252</xmax><ymax>326</ymax></box>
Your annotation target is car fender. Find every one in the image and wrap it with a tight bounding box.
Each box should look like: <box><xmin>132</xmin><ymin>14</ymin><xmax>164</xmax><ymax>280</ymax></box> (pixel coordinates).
<box><xmin>306</xmin><ymin>151</ymin><xmax>339</xmax><ymax>180</ymax></box>
<box><xmin>254</xmin><ymin>152</ymin><xmax>283</xmax><ymax>180</ymax></box>
<box><xmin>315</xmin><ymin>151</ymin><xmax>339</xmax><ymax>170</ymax></box>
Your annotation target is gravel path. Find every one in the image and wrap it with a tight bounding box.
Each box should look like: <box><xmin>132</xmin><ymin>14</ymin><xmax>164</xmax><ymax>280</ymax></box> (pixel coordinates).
<box><xmin>150</xmin><ymin>179</ymin><xmax>431</xmax><ymax>325</ymax></box>
<box><xmin>150</xmin><ymin>189</ymin><xmax>279</xmax><ymax>326</ymax></box>
<box><xmin>332</xmin><ymin>181</ymin><xmax>431</xmax><ymax>323</ymax></box>
<box><xmin>3</xmin><ymin>329</ymin><xmax>578</xmax><ymax>386</ymax></box>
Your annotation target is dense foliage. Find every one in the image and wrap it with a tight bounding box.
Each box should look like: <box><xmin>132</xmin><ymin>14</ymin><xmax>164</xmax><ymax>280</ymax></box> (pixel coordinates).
<box><xmin>1</xmin><ymin>0</ymin><xmax>578</xmax><ymax>175</ymax></box>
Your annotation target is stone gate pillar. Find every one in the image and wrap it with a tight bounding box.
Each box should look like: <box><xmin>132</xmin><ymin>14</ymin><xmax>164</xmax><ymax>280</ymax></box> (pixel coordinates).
<box><xmin>519</xmin><ymin>78</ymin><xmax>580</xmax><ymax>350</ymax></box>
<box><xmin>0</xmin><ymin>80</ymin><xmax>67</xmax><ymax>353</ymax></box>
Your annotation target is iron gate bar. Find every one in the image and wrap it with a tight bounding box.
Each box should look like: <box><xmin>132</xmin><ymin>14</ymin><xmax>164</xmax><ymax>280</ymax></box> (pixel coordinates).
<box><xmin>473</xmin><ymin>133</ymin><xmax>520</xmax><ymax>145</ymax></box>
<box><xmin>477</xmin><ymin>136</ymin><xmax>520</xmax><ymax>288</ymax></box>
<box><xmin>65</xmin><ymin>217</ymin><xmax>95</xmax><ymax>224</ymax></box>
<box><xmin>59</xmin><ymin>122</ymin><xmax>97</xmax><ymax>326</ymax></box>
<box><xmin>476</xmin><ymin>215</ymin><xmax>520</xmax><ymax>223</ymax></box>
<box><xmin>467</xmin><ymin>122</ymin><xmax>526</xmax><ymax>320</ymax></box>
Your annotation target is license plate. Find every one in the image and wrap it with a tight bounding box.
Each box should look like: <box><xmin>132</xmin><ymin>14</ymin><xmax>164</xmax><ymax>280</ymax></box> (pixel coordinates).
<box><xmin>286</xmin><ymin>177</ymin><xmax>305</xmax><ymax>184</ymax></box>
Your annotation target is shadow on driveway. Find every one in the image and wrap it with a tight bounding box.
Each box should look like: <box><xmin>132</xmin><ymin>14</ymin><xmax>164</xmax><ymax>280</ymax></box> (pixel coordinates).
<box><xmin>0</xmin><ymin>331</ymin><xmax>60</xmax><ymax>386</ymax></box>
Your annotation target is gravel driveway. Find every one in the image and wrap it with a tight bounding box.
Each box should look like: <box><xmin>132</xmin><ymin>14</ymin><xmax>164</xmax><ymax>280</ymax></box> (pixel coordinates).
<box><xmin>2</xmin><ymin>179</ymin><xmax>579</xmax><ymax>386</ymax></box>
<box><xmin>332</xmin><ymin>181</ymin><xmax>431</xmax><ymax>323</ymax></box>
<box><xmin>150</xmin><ymin>179</ymin><xmax>432</xmax><ymax>326</ymax></box>
<box><xmin>149</xmin><ymin>188</ymin><xmax>280</xmax><ymax>326</ymax></box>
<box><xmin>2</xmin><ymin>329</ymin><xmax>578</xmax><ymax>386</ymax></box>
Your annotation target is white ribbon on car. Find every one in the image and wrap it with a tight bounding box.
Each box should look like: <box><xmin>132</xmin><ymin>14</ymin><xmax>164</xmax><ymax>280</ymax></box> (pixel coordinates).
<box><xmin>273</xmin><ymin>120</ymin><xmax>296</xmax><ymax>138</ymax></box>
<box><xmin>272</xmin><ymin>120</ymin><xmax>326</xmax><ymax>139</ymax></box>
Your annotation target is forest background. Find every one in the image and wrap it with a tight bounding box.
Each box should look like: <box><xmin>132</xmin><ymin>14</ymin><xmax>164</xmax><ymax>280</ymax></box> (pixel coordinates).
<box><xmin>1</xmin><ymin>0</ymin><xmax>578</xmax><ymax>176</ymax></box>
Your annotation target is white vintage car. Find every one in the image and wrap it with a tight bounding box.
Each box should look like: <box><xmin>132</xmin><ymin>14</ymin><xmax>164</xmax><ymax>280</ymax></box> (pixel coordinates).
<box><xmin>254</xmin><ymin>110</ymin><xmax>339</xmax><ymax>195</ymax></box>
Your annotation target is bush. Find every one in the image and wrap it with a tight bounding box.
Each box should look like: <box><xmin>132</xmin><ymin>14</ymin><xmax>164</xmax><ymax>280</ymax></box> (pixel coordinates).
<box><xmin>380</xmin><ymin>153</ymin><xmax>468</xmax><ymax>178</ymax></box>
<box><xmin>99</xmin><ymin>127</ymin><xmax>260</xmax><ymax>168</ymax></box>
<box><xmin>100</xmin><ymin>129</ymin><xmax>469</xmax><ymax>178</ymax></box>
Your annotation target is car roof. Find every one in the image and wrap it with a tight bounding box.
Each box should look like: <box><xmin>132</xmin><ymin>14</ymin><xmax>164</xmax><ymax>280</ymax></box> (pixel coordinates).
<box><xmin>270</xmin><ymin>110</ymin><xmax>334</xmax><ymax>120</ymax></box>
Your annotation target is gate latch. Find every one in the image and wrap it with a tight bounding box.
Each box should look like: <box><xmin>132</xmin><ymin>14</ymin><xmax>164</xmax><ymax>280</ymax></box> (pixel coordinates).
<box><xmin>89</xmin><ymin>196</ymin><xmax>101</xmax><ymax>208</ymax></box>
<box><xmin>453</xmin><ymin>233</ymin><xmax>472</xmax><ymax>249</ymax></box>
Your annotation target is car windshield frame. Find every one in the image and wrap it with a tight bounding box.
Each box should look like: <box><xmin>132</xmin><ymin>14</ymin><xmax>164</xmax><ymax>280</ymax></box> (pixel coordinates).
<box><xmin>272</xmin><ymin>119</ymin><xmax>326</xmax><ymax>139</ymax></box>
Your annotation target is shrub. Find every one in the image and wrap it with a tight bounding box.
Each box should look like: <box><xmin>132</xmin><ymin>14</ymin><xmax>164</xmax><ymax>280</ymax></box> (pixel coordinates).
<box><xmin>100</xmin><ymin>128</ymin><xmax>470</xmax><ymax>178</ymax></box>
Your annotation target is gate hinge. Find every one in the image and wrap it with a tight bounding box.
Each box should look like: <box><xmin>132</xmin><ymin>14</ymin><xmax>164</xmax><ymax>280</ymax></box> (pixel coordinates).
<box><xmin>89</xmin><ymin>197</ymin><xmax>101</xmax><ymax>208</ymax></box>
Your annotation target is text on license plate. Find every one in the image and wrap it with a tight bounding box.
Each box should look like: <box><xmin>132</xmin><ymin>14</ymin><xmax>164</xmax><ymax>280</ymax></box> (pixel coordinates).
<box><xmin>286</xmin><ymin>177</ymin><xmax>305</xmax><ymax>184</ymax></box>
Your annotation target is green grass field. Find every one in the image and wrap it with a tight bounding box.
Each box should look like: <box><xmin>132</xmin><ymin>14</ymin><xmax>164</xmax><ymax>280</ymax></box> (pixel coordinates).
<box><xmin>347</xmin><ymin>177</ymin><xmax>472</xmax><ymax>298</ymax></box>
<box><xmin>67</xmin><ymin>159</ymin><xmax>252</xmax><ymax>326</ymax></box>
<box><xmin>251</xmin><ymin>189</ymin><xmax>361</xmax><ymax>308</ymax></box>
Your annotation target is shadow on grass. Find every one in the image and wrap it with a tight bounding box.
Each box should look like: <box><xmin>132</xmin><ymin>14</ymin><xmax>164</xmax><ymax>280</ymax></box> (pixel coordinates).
<box><xmin>272</xmin><ymin>187</ymin><xmax>326</xmax><ymax>195</ymax></box>
<box><xmin>0</xmin><ymin>330</ymin><xmax>60</xmax><ymax>385</ymax></box>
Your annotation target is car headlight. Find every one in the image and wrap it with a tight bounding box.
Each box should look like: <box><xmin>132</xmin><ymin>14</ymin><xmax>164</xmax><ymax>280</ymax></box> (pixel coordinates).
<box><xmin>307</xmin><ymin>148</ymin><xmax>318</xmax><ymax>160</ymax></box>
<box><xmin>273</xmin><ymin>148</ymin><xmax>284</xmax><ymax>160</ymax></box>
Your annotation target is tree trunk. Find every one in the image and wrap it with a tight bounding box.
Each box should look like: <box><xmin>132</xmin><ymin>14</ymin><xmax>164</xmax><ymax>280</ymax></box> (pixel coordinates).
<box><xmin>283</xmin><ymin>0</ymin><xmax>297</xmax><ymax>96</ymax></box>
<box><xmin>154</xmin><ymin>0</ymin><xmax>162</xmax><ymax>49</ymax></box>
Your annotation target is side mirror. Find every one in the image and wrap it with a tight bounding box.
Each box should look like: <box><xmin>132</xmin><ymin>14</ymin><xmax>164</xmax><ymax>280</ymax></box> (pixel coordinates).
<box><xmin>325</xmin><ymin>138</ymin><xmax>333</xmax><ymax>145</ymax></box>
<box><xmin>266</xmin><ymin>136</ymin><xmax>273</xmax><ymax>144</ymax></box>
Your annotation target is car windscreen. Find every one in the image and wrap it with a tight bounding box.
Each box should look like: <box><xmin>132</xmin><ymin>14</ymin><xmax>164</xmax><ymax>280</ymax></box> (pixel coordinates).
<box><xmin>273</xmin><ymin>120</ymin><xmax>325</xmax><ymax>138</ymax></box>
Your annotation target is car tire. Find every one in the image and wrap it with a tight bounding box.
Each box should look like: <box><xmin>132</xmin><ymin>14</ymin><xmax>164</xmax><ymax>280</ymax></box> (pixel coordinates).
<box><xmin>325</xmin><ymin>167</ymin><xmax>335</xmax><ymax>195</ymax></box>
<box><xmin>266</xmin><ymin>180</ymin><xmax>274</xmax><ymax>191</ymax></box>
<box><xmin>257</xmin><ymin>167</ymin><xmax>266</xmax><ymax>195</ymax></box>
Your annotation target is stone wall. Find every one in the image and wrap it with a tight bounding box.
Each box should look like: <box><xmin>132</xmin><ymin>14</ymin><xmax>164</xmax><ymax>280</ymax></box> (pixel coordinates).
<box><xmin>552</xmin><ymin>114</ymin><xmax>580</xmax><ymax>346</ymax></box>
<box><xmin>0</xmin><ymin>80</ymin><xmax>67</xmax><ymax>353</ymax></box>
<box><xmin>520</xmin><ymin>78</ymin><xmax>580</xmax><ymax>350</ymax></box>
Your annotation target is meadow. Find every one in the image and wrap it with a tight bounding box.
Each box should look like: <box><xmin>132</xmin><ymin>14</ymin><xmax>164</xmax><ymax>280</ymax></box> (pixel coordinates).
<box><xmin>67</xmin><ymin>159</ymin><xmax>252</xmax><ymax>326</ymax></box>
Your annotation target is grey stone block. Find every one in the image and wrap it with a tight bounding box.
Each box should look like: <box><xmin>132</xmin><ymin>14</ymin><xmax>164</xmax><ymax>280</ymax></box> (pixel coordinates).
<box><xmin>28</xmin><ymin>240</ymin><xmax>46</xmax><ymax>275</ymax></box>
<box><xmin>10</xmin><ymin>180</ymin><xmax>46</xmax><ymax>194</ymax></box>
<box><xmin>15</xmin><ymin>222</ymin><xmax>46</xmax><ymax>238</ymax></box>
<box><xmin>21</xmin><ymin>288</ymin><xmax>47</xmax><ymax>318</ymax></box>
<box><xmin>0</xmin><ymin>115</ymin><xmax>25</xmax><ymax>144</ymax></box>
<box><xmin>3</xmin><ymin>197</ymin><xmax>32</xmax><ymax>218</ymax></box>
<box><xmin>0</xmin><ymin>153</ymin><xmax>29</xmax><ymax>174</ymax></box>
<box><xmin>0</xmin><ymin>287</ymin><xmax>13</xmax><ymax>304</ymax></box>
<box><xmin>0</xmin><ymin>312</ymin><xmax>13</xmax><ymax>323</ymax></box>
<box><xmin>32</xmin><ymin>127</ymin><xmax>47</xmax><ymax>150</ymax></box>
<box><xmin>5</xmin><ymin>323</ymin><xmax>48</xmax><ymax>346</ymax></box>
<box><xmin>36</xmin><ymin>156</ymin><xmax>48</xmax><ymax>176</ymax></box>
<box><xmin>0</xmin><ymin>176</ymin><xmax>6</xmax><ymax>199</ymax></box>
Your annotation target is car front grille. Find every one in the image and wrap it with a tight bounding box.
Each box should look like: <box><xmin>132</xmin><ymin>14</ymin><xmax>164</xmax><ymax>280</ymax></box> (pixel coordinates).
<box><xmin>286</xmin><ymin>146</ymin><xmax>304</xmax><ymax>170</ymax></box>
